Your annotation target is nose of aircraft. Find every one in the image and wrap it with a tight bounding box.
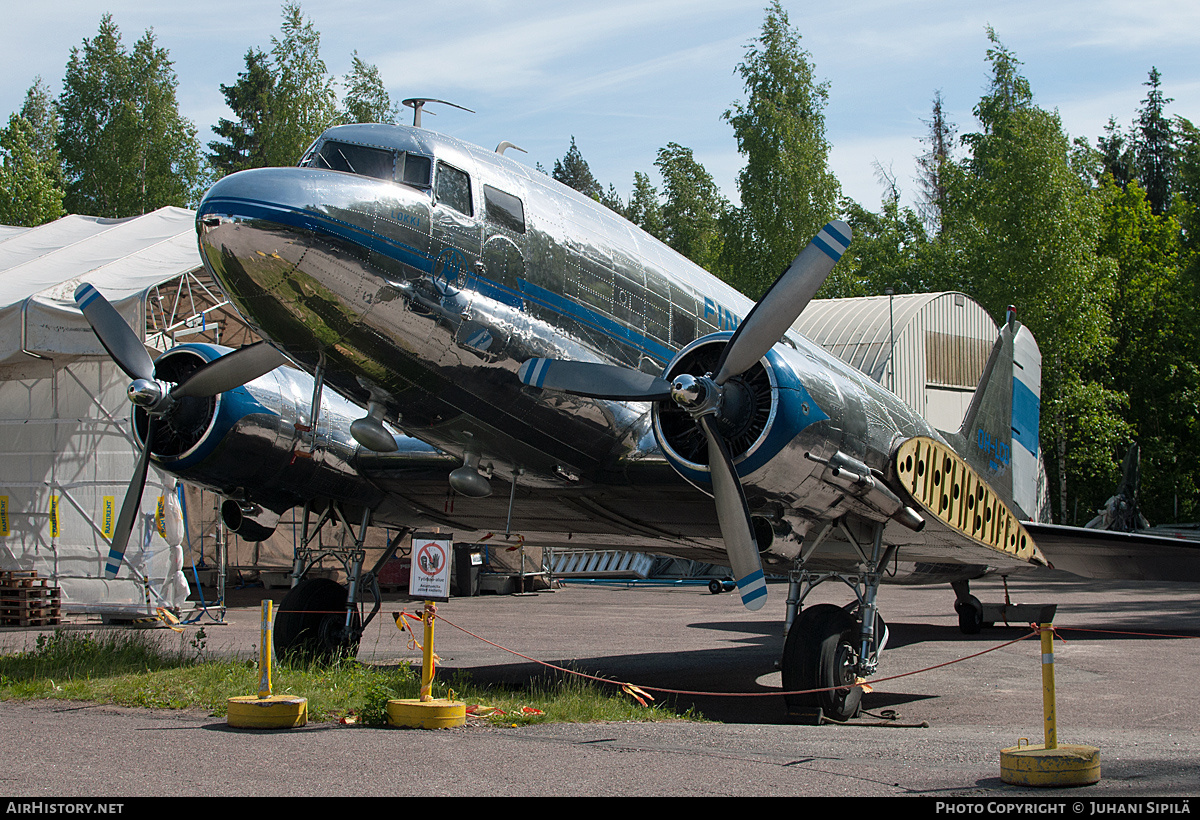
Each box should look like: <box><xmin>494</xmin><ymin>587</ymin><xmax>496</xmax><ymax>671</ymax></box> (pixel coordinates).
<box><xmin>197</xmin><ymin>166</ymin><xmax>321</xmax><ymax>231</ymax></box>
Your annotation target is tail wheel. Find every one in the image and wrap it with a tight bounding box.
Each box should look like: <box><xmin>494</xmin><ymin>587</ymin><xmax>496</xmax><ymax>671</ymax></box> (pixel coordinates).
<box><xmin>782</xmin><ymin>603</ymin><xmax>863</xmax><ymax>722</ymax></box>
<box><xmin>955</xmin><ymin>594</ymin><xmax>984</xmax><ymax>635</ymax></box>
<box><xmin>274</xmin><ymin>578</ymin><xmax>362</xmax><ymax>662</ymax></box>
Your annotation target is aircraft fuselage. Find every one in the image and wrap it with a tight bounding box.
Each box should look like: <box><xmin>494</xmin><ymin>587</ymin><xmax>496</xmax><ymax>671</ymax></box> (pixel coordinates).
<box><xmin>196</xmin><ymin>123</ymin><xmax>943</xmax><ymax>555</ymax></box>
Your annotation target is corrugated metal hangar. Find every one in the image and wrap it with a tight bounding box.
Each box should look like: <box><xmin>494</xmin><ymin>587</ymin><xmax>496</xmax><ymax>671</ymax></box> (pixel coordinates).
<box><xmin>796</xmin><ymin>292</ymin><xmax>999</xmax><ymax>434</ymax></box>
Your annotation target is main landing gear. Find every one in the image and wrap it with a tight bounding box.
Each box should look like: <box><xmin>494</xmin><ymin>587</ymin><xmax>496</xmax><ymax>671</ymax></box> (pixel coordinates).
<box><xmin>273</xmin><ymin>500</ymin><xmax>411</xmax><ymax>662</ymax></box>
<box><xmin>780</xmin><ymin>518</ymin><xmax>893</xmax><ymax>724</ymax></box>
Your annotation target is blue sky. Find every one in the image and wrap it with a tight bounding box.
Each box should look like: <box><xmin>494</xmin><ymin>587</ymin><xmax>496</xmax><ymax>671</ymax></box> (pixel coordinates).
<box><xmin>3</xmin><ymin>1</ymin><xmax>1198</xmax><ymax>212</ymax></box>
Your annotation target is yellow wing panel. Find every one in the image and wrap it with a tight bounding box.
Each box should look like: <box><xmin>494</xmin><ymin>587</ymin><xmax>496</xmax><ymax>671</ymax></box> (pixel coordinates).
<box><xmin>895</xmin><ymin>437</ymin><xmax>1046</xmax><ymax>566</ymax></box>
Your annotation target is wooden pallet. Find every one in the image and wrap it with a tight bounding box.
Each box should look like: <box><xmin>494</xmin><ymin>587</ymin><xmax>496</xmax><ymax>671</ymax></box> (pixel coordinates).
<box><xmin>0</xmin><ymin>571</ymin><xmax>62</xmax><ymax>626</ymax></box>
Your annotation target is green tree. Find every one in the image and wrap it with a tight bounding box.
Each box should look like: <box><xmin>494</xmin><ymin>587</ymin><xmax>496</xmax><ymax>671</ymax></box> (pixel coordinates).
<box><xmin>654</xmin><ymin>142</ymin><xmax>726</xmax><ymax>270</ymax></box>
<box><xmin>0</xmin><ymin>113</ymin><xmax>65</xmax><ymax>225</ymax></box>
<box><xmin>945</xmin><ymin>29</ymin><xmax>1125</xmax><ymax>521</ymax></box>
<box><xmin>552</xmin><ymin>136</ymin><xmax>602</xmax><ymax>199</ymax></box>
<box><xmin>719</xmin><ymin>0</ymin><xmax>840</xmax><ymax>298</ymax></box>
<box><xmin>1099</xmin><ymin>178</ymin><xmax>1197</xmax><ymax>523</ymax></box>
<box><xmin>18</xmin><ymin>78</ymin><xmax>64</xmax><ymax>188</ymax></box>
<box><xmin>208</xmin><ymin>48</ymin><xmax>276</xmax><ymax>176</ymax></box>
<box><xmin>261</xmin><ymin>2</ymin><xmax>338</xmax><ymax>168</ymax></box>
<box><xmin>341</xmin><ymin>51</ymin><xmax>398</xmax><ymax>125</ymax></box>
<box><xmin>624</xmin><ymin>170</ymin><xmax>665</xmax><ymax>241</ymax></box>
<box><xmin>57</xmin><ymin>15</ymin><xmax>203</xmax><ymax>217</ymax></box>
<box><xmin>1134</xmin><ymin>68</ymin><xmax>1176</xmax><ymax>215</ymax></box>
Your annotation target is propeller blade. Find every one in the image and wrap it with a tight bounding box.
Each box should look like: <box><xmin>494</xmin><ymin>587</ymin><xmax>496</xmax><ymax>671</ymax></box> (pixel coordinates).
<box><xmin>74</xmin><ymin>283</ymin><xmax>155</xmax><ymax>383</ymax></box>
<box><xmin>700</xmin><ymin>415</ymin><xmax>767</xmax><ymax>611</ymax></box>
<box><xmin>170</xmin><ymin>341</ymin><xmax>288</xmax><ymax>399</ymax></box>
<box><xmin>715</xmin><ymin>220</ymin><xmax>851</xmax><ymax>385</ymax></box>
<box><xmin>518</xmin><ymin>358</ymin><xmax>673</xmax><ymax>401</ymax></box>
<box><xmin>106</xmin><ymin>422</ymin><xmax>156</xmax><ymax>580</ymax></box>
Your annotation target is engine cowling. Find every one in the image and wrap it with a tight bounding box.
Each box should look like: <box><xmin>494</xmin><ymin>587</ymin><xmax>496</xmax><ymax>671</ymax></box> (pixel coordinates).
<box><xmin>652</xmin><ymin>334</ymin><xmax>839</xmax><ymax>507</ymax></box>
<box><xmin>133</xmin><ymin>343</ymin><xmax>386</xmax><ymax>524</ymax></box>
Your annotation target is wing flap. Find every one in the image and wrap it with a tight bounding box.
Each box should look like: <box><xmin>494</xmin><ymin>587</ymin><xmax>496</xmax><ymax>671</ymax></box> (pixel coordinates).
<box><xmin>896</xmin><ymin>436</ymin><xmax>1047</xmax><ymax>567</ymax></box>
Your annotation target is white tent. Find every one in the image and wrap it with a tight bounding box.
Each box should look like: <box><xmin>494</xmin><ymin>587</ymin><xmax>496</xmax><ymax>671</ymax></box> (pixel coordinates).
<box><xmin>0</xmin><ymin>208</ymin><xmax>206</xmax><ymax>616</ymax></box>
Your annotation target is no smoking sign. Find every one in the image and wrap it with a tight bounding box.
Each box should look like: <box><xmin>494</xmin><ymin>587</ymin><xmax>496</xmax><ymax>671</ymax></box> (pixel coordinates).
<box><xmin>409</xmin><ymin>533</ymin><xmax>452</xmax><ymax>601</ymax></box>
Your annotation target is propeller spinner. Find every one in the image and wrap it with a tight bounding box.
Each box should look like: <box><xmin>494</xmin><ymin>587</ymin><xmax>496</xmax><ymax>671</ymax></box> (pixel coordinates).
<box><xmin>517</xmin><ymin>221</ymin><xmax>851</xmax><ymax>610</ymax></box>
<box><xmin>74</xmin><ymin>284</ymin><xmax>287</xmax><ymax>579</ymax></box>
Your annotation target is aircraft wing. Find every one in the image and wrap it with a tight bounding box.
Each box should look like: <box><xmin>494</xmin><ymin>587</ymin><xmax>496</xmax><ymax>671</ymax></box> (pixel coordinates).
<box><xmin>1022</xmin><ymin>522</ymin><xmax>1200</xmax><ymax>582</ymax></box>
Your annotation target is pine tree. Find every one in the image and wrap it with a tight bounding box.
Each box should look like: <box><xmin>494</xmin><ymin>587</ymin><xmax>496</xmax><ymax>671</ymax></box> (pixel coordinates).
<box><xmin>1135</xmin><ymin>67</ymin><xmax>1176</xmax><ymax>215</ymax></box>
<box><xmin>624</xmin><ymin>171</ymin><xmax>664</xmax><ymax>240</ymax></box>
<box><xmin>208</xmin><ymin>48</ymin><xmax>276</xmax><ymax>177</ymax></box>
<box><xmin>915</xmin><ymin>91</ymin><xmax>955</xmax><ymax>234</ymax></box>
<box><xmin>552</xmin><ymin>136</ymin><xmax>602</xmax><ymax>199</ymax></box>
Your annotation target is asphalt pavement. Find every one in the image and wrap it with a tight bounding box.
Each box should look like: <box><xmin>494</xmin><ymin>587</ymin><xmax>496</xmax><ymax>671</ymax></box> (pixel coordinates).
<box><xmin>1</xmin><ymin>569</ymin><xmax>1198</xmax><ymax>799</ymax></box>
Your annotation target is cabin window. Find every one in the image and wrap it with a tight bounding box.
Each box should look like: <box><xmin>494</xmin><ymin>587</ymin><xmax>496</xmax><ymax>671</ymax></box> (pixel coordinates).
<box><xmin>671</xmin><ymin>309</ymin><xmax>696</xmax><ymax>348</ymax></box>
<box><xmin>311</xmin><ymin>140</ymin><xmax>395</xmax><ymax>181</ymax></box>
<box><xmin>436</xmin><ymin>161</ymin><xmax>473</xmax><ymax>215</ymax></box>
<box><xmin>483</xmin><ymin>185</ymin><xmax>526</xmax><ymax>234</ymax></box>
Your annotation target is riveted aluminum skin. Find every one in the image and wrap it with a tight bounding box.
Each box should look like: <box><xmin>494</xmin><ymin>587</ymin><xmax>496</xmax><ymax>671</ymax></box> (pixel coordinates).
<box><xmin>195</xmin><ymin>121</ymin><xmax>1041</xmax><ymax>575</ymax></box>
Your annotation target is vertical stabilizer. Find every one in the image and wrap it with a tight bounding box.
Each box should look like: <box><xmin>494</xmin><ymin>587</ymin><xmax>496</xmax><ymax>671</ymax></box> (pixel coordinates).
<box><xmin>951</xmin><ymin>309</ymin><xmax>1042</xmax><ymax>519</ymax></box>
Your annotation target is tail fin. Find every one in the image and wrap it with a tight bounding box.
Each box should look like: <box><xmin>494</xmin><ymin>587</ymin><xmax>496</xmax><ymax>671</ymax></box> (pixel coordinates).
<box><xmin>952</xmin><ymin>308</ymin><xmax>1042</xmax><ymax>519</ymax></box>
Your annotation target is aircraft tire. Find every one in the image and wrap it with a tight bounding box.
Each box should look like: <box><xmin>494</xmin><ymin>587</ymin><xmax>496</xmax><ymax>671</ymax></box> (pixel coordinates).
<box><xmin>782</xmin><ymin>603</ymin><xmax>863</xmax><ymax>722</ymax></box>
<box><xmin>955</xmin><ymin>594</ymin><xmax>984</xmax><ymax>635</ymax></box>
<box><xmin>274</xmin><ymin>577</ymin><xmax>362</xmax><ymax>663</ymax></box>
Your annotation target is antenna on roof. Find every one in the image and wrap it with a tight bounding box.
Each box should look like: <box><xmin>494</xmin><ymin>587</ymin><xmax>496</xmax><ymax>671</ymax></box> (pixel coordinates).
<box><xmin>495</xmin><ymin>141</ymin><xmax>527</xmax><ymax>156</ymax></box>
<box><xmin>401</xmin><ymin>98</ymin><xmax>474</xmax><ymax>128</ymax></box>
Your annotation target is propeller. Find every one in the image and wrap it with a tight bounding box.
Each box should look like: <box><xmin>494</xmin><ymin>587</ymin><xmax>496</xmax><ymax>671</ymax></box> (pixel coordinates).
<box><xmin>517</xmin><ymin>221</ymin><xmax>851</xmax><ymax>610</ymax></box>
<box><xmin>74</xmin><ymin>283</ymin><xmax>288</xmax><ymax>579</ymax></box>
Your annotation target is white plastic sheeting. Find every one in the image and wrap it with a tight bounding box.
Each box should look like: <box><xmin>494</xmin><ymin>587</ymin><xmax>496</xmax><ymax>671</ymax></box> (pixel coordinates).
<box><xmin>0</xmin><ymin>208</ymin><xmax>199</xmax><ymax>615</ymax></box>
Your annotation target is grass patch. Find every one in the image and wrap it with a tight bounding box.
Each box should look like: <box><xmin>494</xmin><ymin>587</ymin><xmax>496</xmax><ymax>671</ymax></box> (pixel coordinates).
<box><xmin>0</xmin><ymin>629</ymin><xmax>696</xmax><ymax>726</ymax></box>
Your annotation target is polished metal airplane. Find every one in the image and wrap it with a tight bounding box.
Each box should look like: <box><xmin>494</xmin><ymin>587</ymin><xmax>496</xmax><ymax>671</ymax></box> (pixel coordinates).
<box><xmin>78</xmin><ymin>111</ymin><xmax>1058</xmax><ymax>722</ymax></box>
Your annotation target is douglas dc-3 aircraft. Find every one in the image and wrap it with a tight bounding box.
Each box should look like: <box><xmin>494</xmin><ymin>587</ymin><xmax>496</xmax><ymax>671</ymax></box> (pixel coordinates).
<box><xmin>78</xmin><ymin>106</ymin><xmax>1059</xmax><ymax>723</ymax></box>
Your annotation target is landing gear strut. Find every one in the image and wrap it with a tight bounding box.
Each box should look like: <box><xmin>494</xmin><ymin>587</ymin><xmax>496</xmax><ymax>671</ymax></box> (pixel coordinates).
<box><xmin>273</xmin><ymin>500</ymin><xmax>410</xmax><ymax>662</ymax></box>
<box><xmin>781</xmin><ymin>518</ymin><xmax>894</xmax><ymax>724</ymax></box>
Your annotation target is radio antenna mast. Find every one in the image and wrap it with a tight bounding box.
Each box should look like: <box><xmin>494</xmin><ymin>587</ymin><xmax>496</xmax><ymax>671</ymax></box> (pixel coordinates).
<box><xmin>402</xmin><ymin>98</ymin><xmax>474</xmax><ymax>128</ymax></box>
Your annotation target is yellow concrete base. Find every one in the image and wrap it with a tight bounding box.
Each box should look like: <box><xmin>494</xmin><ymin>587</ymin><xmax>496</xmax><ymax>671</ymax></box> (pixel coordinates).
<box><xmin>1001</xmin><ymin>743</ymin><xmax>1101</xmax><ymax>787</ymax></box>
<box><xmin>227</xmin><ymin>695</ymin><xmax>308</xmax><ymax>729</ymax></box>
<box><xmin>386</xmin><ymin>698</ymin><xmax>467</xmax><ymax>729</ymax></box>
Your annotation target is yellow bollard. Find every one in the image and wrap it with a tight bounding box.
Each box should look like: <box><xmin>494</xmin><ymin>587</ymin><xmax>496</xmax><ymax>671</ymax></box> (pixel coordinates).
<box><xmin>227</xmin><ymin>599</ymin><xmax>307</xmax><ymax>729</ymax></box>
<box><xmin>387</xmin><ymin>601</ymin><xmax>466</xmax><ymax>729</ymax></box>
<box><xmin>1000</xmin><ymin>623</ymin><xmax>1099</xmax><ymax>786</ymax></box>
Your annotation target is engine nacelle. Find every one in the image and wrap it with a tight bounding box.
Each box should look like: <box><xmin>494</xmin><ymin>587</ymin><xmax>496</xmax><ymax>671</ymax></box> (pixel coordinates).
<box><xmin>134</xmin><ymin>344</ymin><xmax>412</xmax><ymax>524</ymax></box>
<box><xmin>652</xmin><ymin>333</ymin><xmax>930</xmax><ymax>532</ymax></box>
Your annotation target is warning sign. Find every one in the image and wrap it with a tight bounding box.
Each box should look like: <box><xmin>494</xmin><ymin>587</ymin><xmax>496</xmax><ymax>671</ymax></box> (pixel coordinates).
<box><xmin>408</xmin><ymin>533</ymin><xmax>452</xmax><ymax>601</ymax></box>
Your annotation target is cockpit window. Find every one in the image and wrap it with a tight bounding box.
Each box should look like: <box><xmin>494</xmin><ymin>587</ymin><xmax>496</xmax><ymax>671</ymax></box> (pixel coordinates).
<box><xmin>400</xmin><ymin>153</ymin><xmax>431</xmax><ymax>187</ymax></box>
<box><xmin>483</xmin><ymin>185</ymin><xmax>526</xmax><ymax>234</ymax></box>
<box><xmin>436</xmin><ymin>161</ymin><xmax>473</xmax><ymax>216</ymax></box>
<box><xmin>305</xmin><ymin>140</ymin><xmax>434</xmax><ymax>192</ymax></box>
<box><xmin>311</xmin><ymin>140</ymin><xmax>395</xmax><ymax>181</ymax></box>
